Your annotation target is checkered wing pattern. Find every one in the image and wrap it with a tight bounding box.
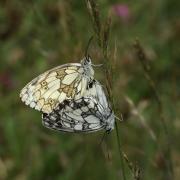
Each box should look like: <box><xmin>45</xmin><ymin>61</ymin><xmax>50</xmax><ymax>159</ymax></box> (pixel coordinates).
<box><xmin>42</xmin><ymin>98</ymin><xmax>106</xmax><ymax>132</ymax></box>
<box><xmin>20</xmin><ymin>58</ymin><xmax>94</xmax><ymax>113</ymax></box>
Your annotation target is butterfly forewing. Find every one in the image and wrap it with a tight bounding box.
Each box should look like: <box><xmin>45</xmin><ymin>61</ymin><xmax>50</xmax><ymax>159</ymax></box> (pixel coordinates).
<box><xmin>20</xmin><ymin>63</ymin><xmax>91</xmax><ymax>113</ymax></box>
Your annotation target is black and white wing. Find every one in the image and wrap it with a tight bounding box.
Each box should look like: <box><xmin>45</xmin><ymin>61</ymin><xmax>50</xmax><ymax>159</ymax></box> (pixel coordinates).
<box><xmin>42</xmin><ymin>98</ymin><xmax>105</xmax><ymax>132</ymax></box>
<box><xmin>42</xmin><ymin>81</ymin><xmax>115</xmax><ymax>133</ymax></box>
<box><xmin>84</xmin><ymin>80</ymin><xmax>115</xmax><ymax>131</ymax></box>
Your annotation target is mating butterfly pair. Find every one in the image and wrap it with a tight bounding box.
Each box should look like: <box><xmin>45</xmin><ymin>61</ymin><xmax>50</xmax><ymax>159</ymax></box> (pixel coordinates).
<box><xmin>20</xmin><ymin>56</ymin><xmax>115</xmax><ymax>133</ymax></box>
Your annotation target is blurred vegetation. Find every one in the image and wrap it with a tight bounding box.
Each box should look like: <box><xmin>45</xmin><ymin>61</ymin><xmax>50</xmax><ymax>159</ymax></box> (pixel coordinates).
<box><xmin>0</xmin><ymin>0</ymin><xmax>179</xmax><ymax>179</ymax></box>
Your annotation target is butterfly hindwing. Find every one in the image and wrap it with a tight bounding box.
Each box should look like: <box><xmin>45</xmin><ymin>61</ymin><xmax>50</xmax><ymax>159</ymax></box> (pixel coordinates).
<box><xmin>42</xmin><ymin>97</ymin><xmax>105</xmax><ymax>133</ymax></box>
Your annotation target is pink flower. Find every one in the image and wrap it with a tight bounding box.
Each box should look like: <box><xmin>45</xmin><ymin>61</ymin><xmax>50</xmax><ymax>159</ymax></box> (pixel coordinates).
<box><xmin>112</xmin><ymin>4</ymin><xmax>131</xmax><ymax>22</ymax></box>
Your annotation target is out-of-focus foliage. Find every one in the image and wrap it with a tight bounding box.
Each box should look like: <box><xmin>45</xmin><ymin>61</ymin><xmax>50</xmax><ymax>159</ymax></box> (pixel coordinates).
<box><xmin>0</xmin><ymin>0</ymin><xmax>179</xmax><ymax>179</ymax></box>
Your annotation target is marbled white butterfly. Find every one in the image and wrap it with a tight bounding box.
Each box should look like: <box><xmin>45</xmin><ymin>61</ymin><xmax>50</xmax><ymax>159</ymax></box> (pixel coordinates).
<box><xmin>42</xmin><ymin>80</ymin><xmax>115</xmax><ymax>133</ymax></box>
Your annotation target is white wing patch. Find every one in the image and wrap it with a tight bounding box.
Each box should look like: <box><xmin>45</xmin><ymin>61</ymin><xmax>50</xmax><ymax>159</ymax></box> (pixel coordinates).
<box><xmin>62</xmin><ymin>73</ymin><xmax>78</xmax><ymax>85</ymax></box>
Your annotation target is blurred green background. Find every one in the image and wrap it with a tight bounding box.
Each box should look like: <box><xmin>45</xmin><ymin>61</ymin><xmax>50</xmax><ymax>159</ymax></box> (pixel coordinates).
<box><xmin>0</xmin><ymin>0</ymin><xmax>179</xmax><ymax>179</ymax></box>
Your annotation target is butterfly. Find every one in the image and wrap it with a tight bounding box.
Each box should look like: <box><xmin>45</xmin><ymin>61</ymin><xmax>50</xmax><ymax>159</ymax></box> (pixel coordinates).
<box><xmin>20</xmin><ymin>56</ymin><xmax>95</xmax><ymax>113</ymax></box>
<box><xmin>42</xmin><ymin>80</ymin><xmax>115</xmax><ymax>133</ymax></box>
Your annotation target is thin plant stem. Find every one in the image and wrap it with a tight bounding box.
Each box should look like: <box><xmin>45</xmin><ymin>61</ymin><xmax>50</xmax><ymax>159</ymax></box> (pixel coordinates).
<box><xmin>100</xmin><ymin>12</ymin><xmax>128</xmax><ymax>180</ymax></box>
<box><xmin>124</xmin><ymin>95</ymin><xmax>157</xmax><ymax>142</ymax></box>
<box><xmin>115</xmin><ymin>121</ymin><xmax>127</xmax><ymax>180</ymax></box>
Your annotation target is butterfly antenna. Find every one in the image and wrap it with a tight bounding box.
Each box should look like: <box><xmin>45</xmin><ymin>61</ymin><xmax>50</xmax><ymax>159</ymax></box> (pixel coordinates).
<box><xmin>85</xmin><ymin>36</ymin><xmax>94</xmax><ymax>57</ymax></box>
<box><xmin>91</xmin><ymin>63</ymin><xmax>103</xmax><ymax>67</ymax></box>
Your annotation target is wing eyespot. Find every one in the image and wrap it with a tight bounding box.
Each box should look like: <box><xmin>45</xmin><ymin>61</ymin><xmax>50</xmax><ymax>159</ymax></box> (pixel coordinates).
<box><xmin>41</xmin><ymin>81</ymin><xmax>47</xmax><ymax>86</ymax></box>
<box><xmin>44</xmin><ymin>86</ymin><xmax>48</xmax><ymax>90</ymax></box>
<box><xmin>48</xmin><ymin>98</ymin><xmax>55</xmax><ymax>104</ymax></box>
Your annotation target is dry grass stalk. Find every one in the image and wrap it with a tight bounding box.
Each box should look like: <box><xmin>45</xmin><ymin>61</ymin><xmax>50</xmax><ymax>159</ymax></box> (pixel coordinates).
<box><xmin>133</xmin><ymin>39</ymin><xmax>174</xmax><ymax>180</ymax></box>
<box><xmin>124</xmin><ymin>95</ymin><xmax>157</xmax><ymax>141</ymax></box>
<box><xmin>86</xmin><ymin>0</ymin><xmax>101</xmax><ymax>46</ymax></box>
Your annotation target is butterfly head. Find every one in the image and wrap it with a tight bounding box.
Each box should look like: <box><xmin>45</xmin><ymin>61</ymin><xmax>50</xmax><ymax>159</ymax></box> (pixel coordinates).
<box><xmin>81</xmin><ymin>55</ymin><xmax>92</xmax><ymax>67</ymax></box>
<box><xmin>81</xmin><ymin>55</ymin><xmax>94</xmax><ymax>78</ymax></box>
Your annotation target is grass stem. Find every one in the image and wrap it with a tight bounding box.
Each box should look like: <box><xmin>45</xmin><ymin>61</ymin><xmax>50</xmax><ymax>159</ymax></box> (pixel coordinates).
<box><xmin>133</xmin><ymin>39</ymin><xmax>174</xmax><ymax>180</ymax></box>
